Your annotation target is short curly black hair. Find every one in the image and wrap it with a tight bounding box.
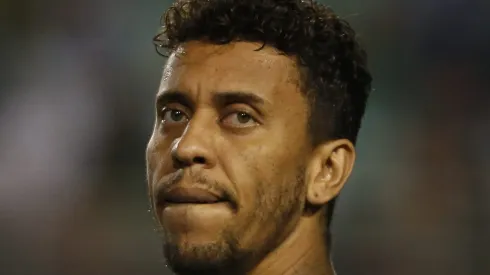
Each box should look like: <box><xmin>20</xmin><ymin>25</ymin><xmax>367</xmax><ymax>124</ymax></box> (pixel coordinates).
<box><xmin>153</xmin><ymin>0</ymin><xmax>372</xmax><ymax>247</ymax></box>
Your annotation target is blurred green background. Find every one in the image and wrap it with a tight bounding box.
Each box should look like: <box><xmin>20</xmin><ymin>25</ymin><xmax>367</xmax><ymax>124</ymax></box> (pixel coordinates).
<box><xmin>1</xmin><ymin>0</ymin><xmax>489</xmax><ymax>274</ymax></box>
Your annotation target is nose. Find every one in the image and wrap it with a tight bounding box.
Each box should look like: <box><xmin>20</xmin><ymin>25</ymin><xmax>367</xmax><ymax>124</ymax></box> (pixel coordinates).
<box><xmin>171</xmin><ymin>120</ymin><xmax>216</xmax><ymax>170</ymax></box>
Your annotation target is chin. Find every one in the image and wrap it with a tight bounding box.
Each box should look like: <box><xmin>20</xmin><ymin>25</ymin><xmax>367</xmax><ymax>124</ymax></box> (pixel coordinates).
<box><xmin>162</xmin><ymin>238</ymin><xmax>243</xmax><ymax>275</ymax></box>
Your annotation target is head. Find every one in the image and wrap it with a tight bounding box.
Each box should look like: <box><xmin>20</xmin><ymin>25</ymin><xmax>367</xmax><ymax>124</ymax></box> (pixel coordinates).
<box><xmin>146</xmin><ymin>0</ymin><xmax>372</xmax><ymax>274</ymax></box>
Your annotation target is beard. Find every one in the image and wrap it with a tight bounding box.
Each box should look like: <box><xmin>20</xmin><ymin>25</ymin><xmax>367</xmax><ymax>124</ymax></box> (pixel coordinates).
<box><xmin>162</xmin><ymin>229</ymin><xmax>245</xmax><ymax>275</ymax></box>
<box><xmin>158</xmin><ymin>167</ymin><xmax>306</xmax><ymax>275</ymax></box>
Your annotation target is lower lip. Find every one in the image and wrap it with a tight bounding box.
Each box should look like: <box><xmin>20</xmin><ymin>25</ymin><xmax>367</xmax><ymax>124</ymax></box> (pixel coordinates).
<box><xmin>160</xmin><ymin>202</ymin><xmax>232</xmax><ymax>218</ymax></box>
<box><xmin>161</xmin><ymin>201</ymin><xmax>230</xmax><ymax>210</ymax></box>
<box><xmin>163</xmin><ymin>201</ymin><xmax>224</xmax><ymax>206</ymax></box>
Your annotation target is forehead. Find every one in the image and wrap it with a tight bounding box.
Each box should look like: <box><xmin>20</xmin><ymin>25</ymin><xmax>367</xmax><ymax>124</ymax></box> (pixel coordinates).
<box><xmin>159</xmin><ymin>41</ymin><xmax>301</xmax><ymax>101</ymax></box>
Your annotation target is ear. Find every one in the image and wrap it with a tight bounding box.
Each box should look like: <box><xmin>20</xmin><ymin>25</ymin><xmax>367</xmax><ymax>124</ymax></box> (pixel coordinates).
<box><xmin>305</xmin><ymin>139</ymin><xmax>356</xmax><ymax>206</ymax></box>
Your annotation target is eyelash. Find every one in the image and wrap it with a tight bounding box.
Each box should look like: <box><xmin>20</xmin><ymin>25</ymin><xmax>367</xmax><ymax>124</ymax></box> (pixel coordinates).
<box><xmin>158</xmin><ymin>107</ymin><xmax>259</xmax><ymax>126</ymax></box>
<box><xmin>160</xmin><ymin>108</ymin><xmax>188</xmax><ymax>123</ymax></box>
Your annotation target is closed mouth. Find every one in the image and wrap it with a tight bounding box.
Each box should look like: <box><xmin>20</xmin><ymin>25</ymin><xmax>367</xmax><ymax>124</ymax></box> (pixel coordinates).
<box><xmin>159</xmin><ymin>187</ymin><xmax>225</xmax><ymax>206</ymax></box>
<box><xmin>165</xmin><ymin>199</ymin><xmax>225</xmax><ymax>204</ymax></box>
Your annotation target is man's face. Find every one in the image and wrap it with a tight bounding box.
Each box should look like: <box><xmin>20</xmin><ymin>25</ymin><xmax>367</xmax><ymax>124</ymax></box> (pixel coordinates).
<box><xmin>146</xmin><ymin>41</ymin><xmax>312</xmax><ymax>274</ymax></box>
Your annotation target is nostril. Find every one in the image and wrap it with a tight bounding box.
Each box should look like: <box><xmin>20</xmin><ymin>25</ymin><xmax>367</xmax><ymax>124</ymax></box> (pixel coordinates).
<box><xmin>193</xmin><ymin>156</ymin><xmax>206</xmax><ymax>164</ymax></box>
<box><xmin>172</xmin><ymin>157</ymin><xmax>187</xmax><ymax>170</ymax></box>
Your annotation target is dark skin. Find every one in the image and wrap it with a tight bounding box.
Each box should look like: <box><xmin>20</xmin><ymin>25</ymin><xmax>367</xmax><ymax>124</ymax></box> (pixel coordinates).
<box><xmin>146</xmin><ymin>41</ymin><xmax>356</xmax><ymax>275</ymax></box>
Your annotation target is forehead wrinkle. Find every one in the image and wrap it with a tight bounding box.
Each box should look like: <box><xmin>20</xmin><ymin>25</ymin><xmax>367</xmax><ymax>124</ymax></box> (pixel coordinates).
<box><xmin>162</xmin><ymin>42</ymin><xmax>304</xmax><ymax>112</ymax></box>
<box><xmin>178</xmin><ymin>41</ymin><xmax>294</xmax><ymax>73</ymax></box>
<box><xmin>160</xmin><ymin>54</ymin><xmax>186</xmax><ymax>92</ymax></box>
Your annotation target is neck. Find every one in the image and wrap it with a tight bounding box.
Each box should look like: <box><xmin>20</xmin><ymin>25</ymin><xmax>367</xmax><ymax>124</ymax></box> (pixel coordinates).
<box><xmin>248</xmin><ymin>215</ymin><xmax>335</xmax><ymax>275</ymax></box>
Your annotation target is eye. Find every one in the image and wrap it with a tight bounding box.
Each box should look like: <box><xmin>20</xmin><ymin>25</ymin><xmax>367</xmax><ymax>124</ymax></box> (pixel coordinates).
<box><xmin>161</xmin><ymin>108</ymin><xmax>189</xmax><ymax>124</ymax></box>
<box><xmin>222</xmin><ymin>111</ymin><xmax>258</xmax><ymax>128</ymax></box>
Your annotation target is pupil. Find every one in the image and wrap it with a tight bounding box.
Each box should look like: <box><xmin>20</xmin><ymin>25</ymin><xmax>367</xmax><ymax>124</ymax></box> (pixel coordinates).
<box><xmin>171</xmin><ymin>110</ymin><xmax>183</xmax><ymax>121</ymax></box>
<box><xmin>237</xmin><ymin>113</ymin><xmax>250</xmax><ymax>123</ymax></box>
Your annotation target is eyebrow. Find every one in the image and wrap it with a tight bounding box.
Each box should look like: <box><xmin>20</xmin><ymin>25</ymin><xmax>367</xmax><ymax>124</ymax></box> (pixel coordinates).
<box><xmin>156</xmin><ymin>91</ymin><xmax>194</xmax><ymax>109</ymax></box>
<box><xmin>211</xmin><ymin>91</ymin><xmax>266</xmax><ymax>109</ymax></box>
<box><xmin>156</xmin><ymin>90</ymin><xmax>268</xmax><ymax>111</ymax></box>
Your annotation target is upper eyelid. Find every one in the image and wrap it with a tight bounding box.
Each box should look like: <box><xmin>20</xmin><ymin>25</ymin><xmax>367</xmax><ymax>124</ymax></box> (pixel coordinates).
<box><xmin>221</xmin><ymin>110</ymin><xmax>261</xmax><ymax>126</ymax></box>
<box><xmin>222</xmin><ymin>106</ymin><xmax>255</xmax><ymax>117</ymax></box>
<box><xmin>222</xmin><ymin>103</ymin><xmax>259</xmax><ymax>115</ymax></box>
<box><xmin>159</xmin><ymin>105</ymin><xmax>191</xmax><ymax>116</ymax></box>
<box><xmin>156</xmin><ymin>90</ymin><xmax>267</xmax><ymax>116</ymax></box>
<box><xmin>158</xmin><ymin>105</ymin><xmax>261</xmax><ymax>124</ymax></box>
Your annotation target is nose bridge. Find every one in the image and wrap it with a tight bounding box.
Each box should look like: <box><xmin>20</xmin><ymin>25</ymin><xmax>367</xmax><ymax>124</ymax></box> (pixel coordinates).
<box><xmin>180</xmin><ymin>116</ymin><xmax>210</xmax><ymax>147</ymax></box>
<box><xmin>172</xmin><ymin>109</ymin><xmax>216</xmax><ymax>167</ymax></box>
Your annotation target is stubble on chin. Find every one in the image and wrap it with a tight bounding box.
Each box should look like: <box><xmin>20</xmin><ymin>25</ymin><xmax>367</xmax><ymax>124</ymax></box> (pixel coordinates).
<box><xmin>161</xmin><ymin>231</ymin><xmax>246</xmax><ymax>275</ymax></box>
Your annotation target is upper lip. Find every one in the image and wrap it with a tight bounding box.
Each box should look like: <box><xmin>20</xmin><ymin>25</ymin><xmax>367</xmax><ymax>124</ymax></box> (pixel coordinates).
<box><xmin>159</xmin><ymin>187</ymin><xmax>224</xmax><ymax>205</ymax></box>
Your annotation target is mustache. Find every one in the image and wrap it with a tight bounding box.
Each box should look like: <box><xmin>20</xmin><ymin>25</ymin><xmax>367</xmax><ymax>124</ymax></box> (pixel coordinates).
<box><xmin>154</xmin><ymin>169</ymin><xmax>237</xmax><ymax>206</ymax></box>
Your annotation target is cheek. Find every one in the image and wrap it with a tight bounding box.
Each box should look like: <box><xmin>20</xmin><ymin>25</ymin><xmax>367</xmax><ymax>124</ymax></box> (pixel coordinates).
<box><xmin>220</xmin><ymin>146</ymin><xmax>266</xmax><ymax>203</ymax></box>
<box><xmin>232</xmin><ymin>164</ymin><xmax>304</xmax><ymax>250</ymax></box>
<box><xmin>223</xmin><ymin>134</ymin><xmax>305</xmax><ymax>203</ymax></box>
<box><xmin>230</xmin><ymin>146</ymin><xmax>302</xmax><ymax>212</ymax></box>
<box><xmin>146</xmin><ymin>133</ymin><xmax>175</xmax><ymax>184</ymax></box>
<box><xmin>146</xmin><ymin>137</ymin><xmax>157</xmax><ymax>179</ymax></box>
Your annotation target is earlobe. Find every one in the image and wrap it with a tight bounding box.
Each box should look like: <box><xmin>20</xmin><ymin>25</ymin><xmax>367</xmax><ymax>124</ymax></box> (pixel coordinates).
<box><xmin>305</xmin><ymin>139</ymin><xmax>356</xmax><ymax>206</ymax></box>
